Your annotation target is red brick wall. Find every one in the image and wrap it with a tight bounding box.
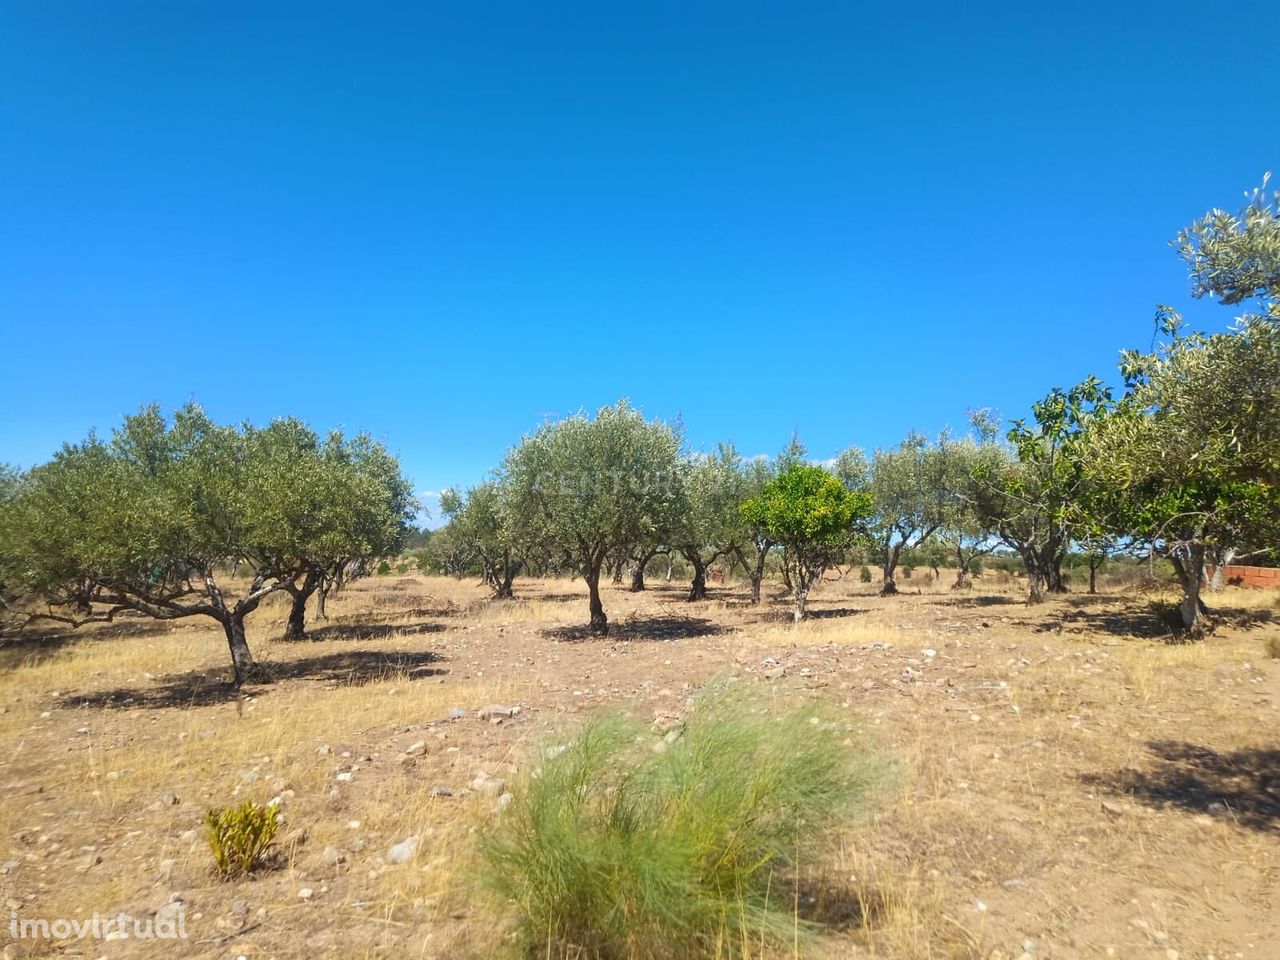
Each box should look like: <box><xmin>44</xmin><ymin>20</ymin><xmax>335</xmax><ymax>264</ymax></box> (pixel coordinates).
<box><xmin>1206</xmin><ymin>564</ymin><xmax>1280</xmax><ymax>588</ymax></box>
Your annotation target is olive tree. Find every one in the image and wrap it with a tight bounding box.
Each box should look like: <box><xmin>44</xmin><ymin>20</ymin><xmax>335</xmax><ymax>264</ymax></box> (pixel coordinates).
<box><xmin>675</xmin><ymin>444</ymin><xmax>745</xmax><ymax>600</ymax></box>
<box><xmin>1177</xmin><ymin>174</ymin><xmax>1278</xmax><ymax>324</ymax></box>
<box><xmin>1084</xmin><ymin>313</ymin><xmax>1280</xmax><ymax>634</ymax></box>
<box><xmin>969</xmin><ymin>380</ymin><xmax>1111</xmax><ymax>603</ymax></box>
<box><xmin>0</xmin><ymin>465</ymin><xmax>21</xmax><ymax>617</ymax></box>
<box><xmin>862</xmin><ymin>434</ymin><xmax>952</xmax><ymax>596</ymax></box>
<box><xmin>740</xmin><ymin>463</ymin><xmax>872</xmax><ymax>621</ymax></box>
<box><xmin>935</xmin><ymin>428</ymin><xmax>1004</xmax><ymax>588</ymax></box>
<box><xmin>443</xmin><ymin>479</ymin><xmax>526</xmax><ymax>599</ymax></box>
<box><xmin>279</xmin><ymin>429</ymin><xmax>416</xmax><ymax>640</ymax></box>
<box><xmin>503</xmin><ymin>401</ymin><xmax>683</xmax><ymax>635</ymax></box>
<box><xmin>2</xmin><ymin>404</ymin><xmax>408</xmax><ymax>683</ymax></box>
<box><xmin>729</xmin><ymin>454</ymin><xmax>778</xmax><ymax>604</ymax></box>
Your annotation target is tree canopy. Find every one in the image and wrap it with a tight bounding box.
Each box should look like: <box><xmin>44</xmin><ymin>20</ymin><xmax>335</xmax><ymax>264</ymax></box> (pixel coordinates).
<box><xmin>1</xmin><ymin>404</ymin><xmax>414</xmax><ymax>681</ymax></box>
<box><xmin>503</xmin><ymin>400</ymin><xmax>683</xmax><ymax>635</ymax></box>
<box><xmin>740</xmin><ymin>463</ymin><xmax>872</xmax><ymax>621</ymax></box>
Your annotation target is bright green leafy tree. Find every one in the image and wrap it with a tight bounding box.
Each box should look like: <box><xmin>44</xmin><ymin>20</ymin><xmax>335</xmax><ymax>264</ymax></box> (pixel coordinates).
<box><xmin>740</xmin><ymin>463</ymin><xmax>872</xmax><ymax>620</ymax></box>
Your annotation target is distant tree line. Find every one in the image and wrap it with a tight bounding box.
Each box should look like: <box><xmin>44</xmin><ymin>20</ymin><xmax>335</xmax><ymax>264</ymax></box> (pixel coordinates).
<box><xmin>0</xmin><ymin>178</ymin><xmax>1276</xmax><ymax>676</ymax></box>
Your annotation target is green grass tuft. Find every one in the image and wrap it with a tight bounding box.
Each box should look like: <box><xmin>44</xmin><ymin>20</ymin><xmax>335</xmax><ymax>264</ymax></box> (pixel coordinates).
<box><xmin>479</xmin><ymin>685</ymin><xmax>882</xmax><ymax>959</ymax></box>
<box><xmin>204</xmin><ymin>799</ymin><xmax>280</xmax><ymax>878</ymax></box>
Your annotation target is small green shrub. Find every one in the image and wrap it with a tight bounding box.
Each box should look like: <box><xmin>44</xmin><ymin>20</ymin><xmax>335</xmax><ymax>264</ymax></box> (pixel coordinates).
<box><xmin>479</xmin><ymin>686</ymin><xmax>881</xmax><ymax>959</ymax></box>
<box><xmin>1265</xmin><ymin>634</ymin><xmax>1280</xmax><ymax>660</ymax></box>
<box><xmin>376</xmin><ymin>560</ymin><xmax>391</xmax><ymax>575</ymax></box>
<box><xmin>859</xmin><ymin>565</ymin><xmax>872</xmax><ymax>583</ymax></box>
<box><xmin>901</xmin><ymin>564</ymin><xmax>913</xmax><ymax>579</ymax></box>
<box><xmin>204</xmin><ymin>800</ymin><xmax>280</xmax><ymax>878</ymax></box>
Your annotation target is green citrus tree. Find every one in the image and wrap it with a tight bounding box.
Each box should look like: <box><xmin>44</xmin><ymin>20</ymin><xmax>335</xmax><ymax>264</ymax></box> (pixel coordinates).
<box><xmin>740</xmin><ymin>463</ymin><xmax>872</xmax><ymax>621</ymax></box>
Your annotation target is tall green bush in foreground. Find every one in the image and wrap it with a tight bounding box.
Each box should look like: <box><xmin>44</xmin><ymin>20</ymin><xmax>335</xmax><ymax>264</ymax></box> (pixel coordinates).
<box><xmin>479</xmin><ymin>687</ymin><xmax>881</xmax><ymax>959</ymax></box>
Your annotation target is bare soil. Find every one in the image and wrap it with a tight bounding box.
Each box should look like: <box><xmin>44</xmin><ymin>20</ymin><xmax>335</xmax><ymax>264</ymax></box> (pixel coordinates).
<box><xmin>2</xmin><ymin>573</ymin><xmax>1277</xmax><ymax>959</ymax></box>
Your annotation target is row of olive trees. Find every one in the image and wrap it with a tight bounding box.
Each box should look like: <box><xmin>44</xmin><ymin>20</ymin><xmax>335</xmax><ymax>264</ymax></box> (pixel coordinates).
<box><xmin>431</xmin><ymin>404</ymin><xmax>877</xmax><ymax>630</ymax></box>
<box><xmin>435</xmin><ymin>179</ymin><xmax>1278</xmax><ymax>638</ymax></box>
<box><xmin>1</xmin><ymin>180</ymin><xmax>1275</xmax><ymax>654</ymax></box>
<box><xmin>0</xmin><ymin>405</ymin><xmax>416</xmax><ymax>682</ymax></box>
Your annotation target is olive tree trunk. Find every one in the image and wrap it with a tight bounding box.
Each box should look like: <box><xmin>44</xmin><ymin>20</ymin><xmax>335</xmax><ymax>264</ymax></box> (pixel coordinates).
<box><xmin>584</xmin><ymin>562</ymin><xmax>608</xmax><ymax>636</ymax></box>
<box><xmin>282</xmin><ymin>569</ymin><xmax>321</xmax><ymax>641</ymax></box>
<box><xmin>222</xmin><ymin>612</ymin><xmax>257</xmax><ymax>686</ymax></box>
<box><xmin>684</xmin><ymin>549</ymin><xmax>708</xmax><ymax>601</ymax></box>
<box><xmin>880</xmin><ymin>542</ymin><xmax>903</xmax><ymax>597</ymax></box>
<box><xmin>1171</xmin><ymin>544</ymin><xmax>1211</xmax><ymax>637</ymax></box>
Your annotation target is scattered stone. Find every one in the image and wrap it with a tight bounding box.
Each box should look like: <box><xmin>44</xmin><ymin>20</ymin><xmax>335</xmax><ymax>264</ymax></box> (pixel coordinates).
<box><xmin>158</xmin><ymin>858</ymin><xmax>176</xmax><ymax>882</ymax></box>
<box><xmin>497</xmin><ymin>792</ymin><xmax>515</xmax><ymax>811</ymax></box>
<box><xmin>428</xmin><ymin>786</ymin><xmax>452</xmax><ymax>798</ymax></box>
<box><xmin>298</xmin><ymin>887</ymin><xmax>314</xmax><ymax>901</ymax></box>
<box><xmin>0</xmin><ymin>860</ymin><xmax>18</xmax><ymax>875</ymax></box>
<box><xmin>1101</xmin><ymin>800</ymin><xmax>1125</xmax><ymax>818</ymax></box>
<box><xmin>448</xmin><ymin>708</ymin><xmax>466</xmax><ymax>720</ymax></box>
<box><xmin>317</xmin><ymin>744</ymin><xmax>332</xmax><ymax>756</ymax></box>
<box><xmin>404</xmin><ymin>740</ymin><xmax>427</xmax><ymax>756</ymax></box>
<box><xmin>762</xmin><ymin>666</ymin><xmax>786</xmax><ymax>680</ymax></box>
<box><xmin>335</xmin><ymin>771</ymin><xmax>353</xmax><ymax>782</ymax></box>
<box><xmin>319</xmin><ymin>846</ymin><xmax>344</xmax><ymax>867</ymax></box>
<box><xmin>477</xmin><ymin>704</ymin><xmax>521</xmax><ymax>720</ymax></box>
<box><xmin>472</xmin><ymin>775</ymin><xmax>506</xmax><ymax>796</ymax></box>
<box><xmin>387</xmin><ymin>838</ymin><xmax>417</xmax><ymax>864</ymax></box>
<box><xmin>1206</xmin><ymin>801</ymin><xmax>1228</xmax><ymax>817</ymax></box>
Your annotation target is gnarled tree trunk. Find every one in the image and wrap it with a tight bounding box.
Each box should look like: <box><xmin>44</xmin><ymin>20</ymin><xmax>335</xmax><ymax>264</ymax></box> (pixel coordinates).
<box><xmin>282</xmin><ymin>568</ymin><xmax>321</xmax><ymax>641</ymax></box>
<box><xmin>223</xmin><ymin>612</ymin><xmax>257</xmax><ymax>686</ymax></box>
<box><xmin>684</xmin><ymin>549</ymin><xmax>708</xmax><ymax>601</ymax></box>
<box><xmin>585</xmin><ymin>564</ymin><xmax>608</xmax><ymax>636</ymax></box>
<box><xmin>1171</xmin><ymin>544</ymin><xmax>1211</xmax><ymax>637</ymax></box>
<box><xmin>629</xmin><ymin>547</ymin><xmax>663</xmax><ymax>592</ymax></box>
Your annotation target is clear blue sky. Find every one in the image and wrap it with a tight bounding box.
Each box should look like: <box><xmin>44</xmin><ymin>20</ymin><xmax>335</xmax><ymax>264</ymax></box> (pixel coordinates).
<box><xmin>1</xmin><ymin>1</ymin><xmax>1275</xmax><ymax>522</ymax></box>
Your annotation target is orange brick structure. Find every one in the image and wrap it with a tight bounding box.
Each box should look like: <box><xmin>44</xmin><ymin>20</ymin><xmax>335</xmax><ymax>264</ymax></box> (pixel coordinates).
<box><xmin>1205</xmin><ymin>564</ymin><xmax>1280</xmax><ymax>588</ymax></box>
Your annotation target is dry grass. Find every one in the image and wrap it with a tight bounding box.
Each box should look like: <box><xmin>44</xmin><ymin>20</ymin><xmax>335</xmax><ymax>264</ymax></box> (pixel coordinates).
<box><xmin>1</xmin><ymin>572</ymin><xmax>1278</xmax><ymax>958</ymax></box>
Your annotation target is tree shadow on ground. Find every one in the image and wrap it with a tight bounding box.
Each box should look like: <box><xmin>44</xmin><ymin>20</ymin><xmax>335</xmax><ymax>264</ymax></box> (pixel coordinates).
<box><xmin>807</xmin><ymin>607</ymin><xmax>871</xmax><ymax>621</ymax></box>
<box><xmin>543</xmin><ymin>616</ymin><xmax>725</xmax><ymax>643</ymax></box>
<box><xmin>1082</xmin><ymin>740</ymin><xmax>1280</xmax><ymax>833</ymax></box>
<box><xmin>1037</xmin><ymin>604</ymin><xmax>1174</xmax><ymax>639</ymax></box>
<box><xmin>1040</xmin><ymin>602</ymin><xmax>1272</xmax><ymax>640</ymax></box>
<box><xmin>928</xmin><ymin>594</ymin><xmax>1022</xmax><ymax>608</ymax></box>
<box><xmin>289</xmin><ymin>621</ymin><xmax>445</xmax><ymax>642</ymax></box>
<box><xmin>791</xmin><ymin>879</ymin><xmax>890</xmax><ymax>931</ymax></box>
<box><xmin>59</xmin><ymin>650</ymin><xmax>446</xmax><ymax>711</ymax></box>
<box><xmin>0</xmin><ymin>631</ymin><xmax>81</xmax><ymax>670</ymax></box>
<box><xmin>0</xmin><ymin>618</ymin><xmax>181</xmax><ymax>668</ymax></box>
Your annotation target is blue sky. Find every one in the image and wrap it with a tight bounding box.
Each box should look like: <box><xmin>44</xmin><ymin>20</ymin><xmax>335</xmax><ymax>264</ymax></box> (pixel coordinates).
<box><xmin>1</xmin><ymin>1</ymin><xmax>1276</xmax><ymax>523</ymax></box>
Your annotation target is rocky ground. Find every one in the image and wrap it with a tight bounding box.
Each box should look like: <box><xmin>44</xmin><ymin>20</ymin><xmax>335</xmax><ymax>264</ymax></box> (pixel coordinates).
<box><xmin>1</xmin><ymin>573</ymin><xmax>1277</xmax><ymax>959</ymax></box>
